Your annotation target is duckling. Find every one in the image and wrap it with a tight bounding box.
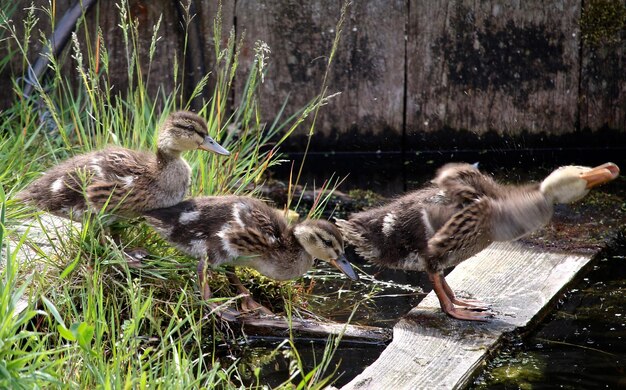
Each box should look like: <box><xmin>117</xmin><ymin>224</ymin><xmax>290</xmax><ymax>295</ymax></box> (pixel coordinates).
<box><xmin>16</xmin><ymin>110</ymin><xmax>229</xmax><ymax>220</ymax></box>
<box><xmin>336</xmin><ymin>162</ymin><xmax>619</xmax><ymax>321</ymax></box>
<box><xmin>144</xmin><ymin>195</ymin><xmax>358</xmax><ymax>318</ymax></box>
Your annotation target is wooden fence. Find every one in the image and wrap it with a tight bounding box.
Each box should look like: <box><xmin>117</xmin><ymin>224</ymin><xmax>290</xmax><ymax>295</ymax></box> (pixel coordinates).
<box><xmin>2</xmin><ymin>0</ymin><xmax>625</xmax><ymax>152</ymax></box>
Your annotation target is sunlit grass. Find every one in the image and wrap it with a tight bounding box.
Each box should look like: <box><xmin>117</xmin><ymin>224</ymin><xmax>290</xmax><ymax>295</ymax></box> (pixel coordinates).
<box><xmin>0</xmin><ymin>0</ymin><xmax>358</xmax><ymax>388</ymax></box>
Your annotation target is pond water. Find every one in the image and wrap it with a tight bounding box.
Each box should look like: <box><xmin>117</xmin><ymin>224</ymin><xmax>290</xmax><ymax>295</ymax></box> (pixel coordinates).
<box><xmin>231</xmin><ymin>149</ymin><xmax>626</xmax><ymax>388</ymax></box>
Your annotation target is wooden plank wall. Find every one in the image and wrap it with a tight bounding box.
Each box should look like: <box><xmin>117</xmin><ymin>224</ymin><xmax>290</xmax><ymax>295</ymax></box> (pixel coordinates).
<box><xmin>407</xmin><ymin>1</ymin><xmax>581</xmax><ymax>136</ymax></box>
<box><xmin>579</xmin><ymin>1</ymin><xmax>626</xmax><ymax>132</ymax></box>
<box><xmin>1</xmin><ymin>0</ymin><xmax>624</xmax><ymax>151</ymax></box>
<box><xmin>235</xmin><ymin>0</ymin><xmax>406</xmax><ymax>151</ymax></box>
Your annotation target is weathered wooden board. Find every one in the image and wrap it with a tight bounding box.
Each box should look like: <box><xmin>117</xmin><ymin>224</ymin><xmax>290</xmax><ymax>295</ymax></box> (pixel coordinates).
<box><xmin>406</xmin><ymin>1</ymin><xmax>581</xmax><ymax>138</ymax></box>
<box><xmin>195</xmin><ymin>0</ymin><xmax>235</xmax><ymax>107</ymax></box>
<box><xmin>3</xmin><ymin>1</ymin><xmax>626</xmax><ymax>149</ymax></box>
<box><xmin>237</xmin><ymin>315</ymin><xmax>391</xmax><ymax>342</ymax></box>
<box><xmin>234</xmin><ymin>0</ymin><xmax>406</xmax><ymax>151</ymax></box>
<box><xmin>341</xmin><ymin>241</ymin><xmax>593</xmax><ymax>390</ymax></box>
<box><xmin>1</xmin><ymin>0</ymin><xmax>69</xmax><ymax>106</ymax></box>
<box><xmin>580</xmin><ymin>43</ymin><xmax>626</xmax><ymax>131</ymax></box>
<box><xmin>2</xmin><ymin>1</ymin><xmax>179</xmax><ymax>104</ymax></box>
<box><xmin>578</xmin><ymin>1</ymin><xmax>626</xmax><ymax>132</ymax></box>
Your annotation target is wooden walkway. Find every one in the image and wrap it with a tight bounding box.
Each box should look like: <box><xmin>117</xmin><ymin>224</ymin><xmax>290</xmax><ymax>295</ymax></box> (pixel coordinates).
<box><xmin>340</xmin><ymin>241</ymin><xmax>597</xmax><ymax>389</ymax></box>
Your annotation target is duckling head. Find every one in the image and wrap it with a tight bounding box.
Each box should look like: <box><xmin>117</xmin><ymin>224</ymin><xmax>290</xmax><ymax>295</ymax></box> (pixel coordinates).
<box><xmin>433</xmin><ymin>162</ymin><xmax>481</xmax><ymax>185</ymax></box>
<box><xmin>158</xmin><ymin>111</ymin><xmax>230</xmax><ymax>156</ymax></box>
<box><xmin>540</xmin><ymin>163</ymin><xmax>619</xmax><ymax>204</ymax></box>
<box><xmin>293</xmin><ymin>220</ymin><xmax>359</xmax><ymax>281</ymax></box>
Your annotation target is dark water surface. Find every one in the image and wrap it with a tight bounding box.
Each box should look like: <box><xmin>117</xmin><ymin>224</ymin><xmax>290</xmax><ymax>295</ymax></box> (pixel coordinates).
<box><xmin>272</xmin><ymin>148</ymin><xmax>626</xmax><ymax>195</ymax></box>
<box><xmin>235</xmin><ymin>149</ymin><xmax>626</xmax><ymax>388</ymax></box>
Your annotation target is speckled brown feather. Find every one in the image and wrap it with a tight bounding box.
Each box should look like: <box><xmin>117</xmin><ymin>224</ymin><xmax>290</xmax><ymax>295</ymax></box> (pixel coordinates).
<box><xmin>338</xmin><ymin>163</ymin><xmax>557</xmax><ymax>274</ymax></box>
<box><xmin>15</xmin><ymin>111</ymin><xmax>212</xmax><ymax>220</ymax></box>
<box><xmin>17</xmin><ymin>146</ymin><xmax>189</xmax><ymax>219</ymax></box>
<box><xmin>337</xmin><ymin>186</ymin><xmax>456</xmax><ymax>270</ymax></box>
<box><xmin>144</xmin><ymin>196</ymin><xmax>317</xmax><ymax>280</ymax></box>
<box><xmin>426</xmin><ymin>199</ymin><xmax>493</xmax><ymax>271</ymax></box>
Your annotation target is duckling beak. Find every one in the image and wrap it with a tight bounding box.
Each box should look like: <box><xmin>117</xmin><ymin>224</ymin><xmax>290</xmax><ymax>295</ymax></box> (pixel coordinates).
<box><xmin>580</xmin><ymin>162</ymin><xmax>619</xmax><ymax>189</ymax></box>
<box><xmin>330</xmin><ymin>254</ymin><xmax>359</xmax><ymax>281</ymax></box>
<box><xmin>199</xmin><ymin>135</ymin><xmax>230</xmax><ymax>156</ymax></box>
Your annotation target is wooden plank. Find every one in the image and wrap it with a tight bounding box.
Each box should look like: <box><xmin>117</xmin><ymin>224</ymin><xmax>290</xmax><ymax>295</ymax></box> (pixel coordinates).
<box><xmin>195</xmin><ymin>1</ymin><xmax>235</xmax><ymax>110</ymax></box>
<box><xmin>579</xmin><ymin>1</ymin><xmax>626</xmax><ymax>131</ymax></box>
<box><xmin>341</xmin><ymin>241</ymin><xmax>592</xmax><ymax>390</ymax></box>
<box><xmin>2</xmin><ymin>0</ymin><xmax>188</xmax><ymax>108</ymax></box>
<box><xmin>92</xmin><ymin>0</ymin><xmax>182</xmax><ymax>103</ymax></box>
<box><xmin>9</xmin><ymin>214</ymin><xmax>76</xmax><ymax>265</ymax></box>
<box><xmin>0</xmin><ymin>0</ymin><xmax>72</xmax><ymax>107</ymax></box>
<box><xmin>237</xmin><ymin>316</ymin><xmax>391</xmax><ymax>343</ymax></box>
<box><xmin>234</xmin><ymin>0</ymin><xmax>406</xmax><ymax>151</ymax></box>
<box><xmin>406</xmin><ymin>0</ymin><xmax>581</xmax><ymax>139</ymax></box>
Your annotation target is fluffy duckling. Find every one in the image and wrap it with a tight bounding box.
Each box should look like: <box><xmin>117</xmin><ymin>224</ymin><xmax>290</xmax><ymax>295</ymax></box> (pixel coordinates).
<box><xmin>336</xmin><ymin>162</ymin><xmax>619</xmax><ymax>321</ymax></box>
<box><xmin>144</xmin><ymin>195</ymin><xmax>358</xmax><ymax>317</ymax></box>
<box><xmin>16</xmin><ymin>111</ymin><xmax>230</xmax><ymax>220</ymax></box>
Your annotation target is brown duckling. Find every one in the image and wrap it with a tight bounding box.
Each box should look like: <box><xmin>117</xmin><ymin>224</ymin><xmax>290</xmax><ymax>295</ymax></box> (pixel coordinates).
<box><xmin>144</xmin><ymin>195</ymin><xmax>358</xmax><ymax>318</ymax></box>
<box><xmin>16</xmin><ymin>110</ymin><xmax>229</xmax><ymax>220</ymax></box>
<box><xmin>336</xmin><ymin>162</ymin><xmax>619</xmax><ymax>321</ymax></box>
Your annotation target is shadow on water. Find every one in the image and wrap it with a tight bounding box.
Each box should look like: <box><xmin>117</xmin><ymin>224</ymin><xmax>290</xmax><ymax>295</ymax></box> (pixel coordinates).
<box><xmin>230</xmin><ymin>148</ymin><xmax>626</xmax><ymax>387</ymax></box>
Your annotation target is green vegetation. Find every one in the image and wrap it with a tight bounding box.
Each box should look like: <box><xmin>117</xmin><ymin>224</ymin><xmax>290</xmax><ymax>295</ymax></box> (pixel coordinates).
<box><xmin>0</xmin><ymin>1</ymin><xmax>359</xmax><ymax>387</ymax></box>
<box><xmin>581</xmin><ymin>0</ymin><xmax>626</xmax><ymax>46</ymax></box>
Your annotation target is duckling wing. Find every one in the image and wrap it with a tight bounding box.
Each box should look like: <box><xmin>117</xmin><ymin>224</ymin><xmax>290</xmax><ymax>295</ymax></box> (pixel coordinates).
<box><xmin>426</xmin><ymin>190</ymin><xmax>553</xmax><ymax>271</ymax></box>
<box><xmin>85</xmin><ymin>148</ymin><xmax>160</xmax><ymax>214</ymax></box>
<box><xmin>16</xmin><ymin>152</ymin><xmax>104</xmax><ymax>217</ymax></box>
<box><xmin>426</xmin><ymin>199</ymin><xmax>494</xmax><ymax>271</ymax></box>
<box><xmin>224</xmin><ymin>201</ymin><xmax>286</xmax><ymax>256</ymax></box>
<box><xmin>249</xmin><ymin>207</ymin><xmax>284</xmax><ymax>240</ymax></box>
<box><xmin>17</xmin><ymin>146</ymin><xmax>161</xmax><ymax>217</ymax></box>
<box><xmin>223</xmin><ymin>227</ymin><xmax>281</xmax><ymax>257</ymax></box>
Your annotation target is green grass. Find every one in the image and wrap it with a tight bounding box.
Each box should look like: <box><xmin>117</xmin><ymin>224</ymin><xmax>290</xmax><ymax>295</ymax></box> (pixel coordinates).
<box><xmin>0</xmin><ymin>1</ymin><xmax>362</xmax><ymax>388</ymax></box>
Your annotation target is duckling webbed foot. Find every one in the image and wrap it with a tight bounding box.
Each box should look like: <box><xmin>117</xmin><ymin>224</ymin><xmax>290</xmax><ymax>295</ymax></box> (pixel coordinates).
<box><xmin>439</xmin><ymin>275</ymin><xmax>490</xmax><ymax>310</ymax></box>
<box><xmin>226</xmin><ymin>271</ymin><xmax>274</xmax><ymax>316</ymax></box>
<box><xmin>123</xmin><ymin>248</ymin><xmax>149</xmax><ymax>268</ymax></box>
<box><xmin>430</xmin><ymin>272</ymin><xmax>493</xmax><ymax>321</ymax></box>
<box><xmin>198</xmin><ymin>260</ymin><xmax>240</xmax><ymax>321</ymax></box>
<box><xmin>107</xmin><ymin>228</ymin><xmax>148</xmax><ymax>268</ymax></box>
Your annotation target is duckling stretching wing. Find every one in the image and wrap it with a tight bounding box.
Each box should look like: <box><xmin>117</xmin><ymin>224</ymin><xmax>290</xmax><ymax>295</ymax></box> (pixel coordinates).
<box><xmin>144</xmin><ymin>196</ymin><xmax>358</xmax><ymax>317</ymax></box>
<box><xmin>16</xmin><ymin>111</ymin><xmax>229</xmax><ymax>220</ymax></box>
<box><xmin>337</xmin><ymin>162</ymin><xmax>619</xmax><ymax>321</ymax></box>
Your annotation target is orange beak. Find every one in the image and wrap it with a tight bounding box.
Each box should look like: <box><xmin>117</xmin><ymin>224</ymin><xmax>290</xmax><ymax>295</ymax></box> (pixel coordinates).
<box><xmin>580</xmin><ymin>163</ymin><xmax>620</xmax><ymax>189</ymax></box>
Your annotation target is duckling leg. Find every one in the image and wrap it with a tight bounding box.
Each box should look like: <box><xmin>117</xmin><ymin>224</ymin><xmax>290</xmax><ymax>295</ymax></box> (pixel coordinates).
<box><xmin>197</xmin><ymin>259</ymin><xmax>239</xmax><ymax>321</ymax></box>
<box><xmin>108</xmin><ymin>224</ymin><xmax>147</xmax><ymax>268</ymax></box>
<box><xmin>123</xmin><ymin>248</ymin><xmax>149</xmax><ymax>268</ymax></box>
<box><xmin>439</xmin><ymin>275</ymin><xmax>490</xmax><ymax>310</ymax></box>
<box><xmin>429</xmin><ymin>272</ymin><xmax>492</xmax><ymax>321</ymax></box>
<box><xmin>225</xmin><ymin>270</ymin><xmax>274</xmax><ymax>316</ymax></box>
